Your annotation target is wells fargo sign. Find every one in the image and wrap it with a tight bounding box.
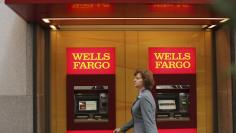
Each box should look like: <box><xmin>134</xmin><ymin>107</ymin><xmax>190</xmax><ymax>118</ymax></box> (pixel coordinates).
<box><xmin>149</xmin><ymin>47</ymin><xmax>196</xmax><ymax>74</ymax></box>
<box><xmin>67</xmin><ymin>47</ymin><xmax>115</xmax><ymax>74</ymax></box>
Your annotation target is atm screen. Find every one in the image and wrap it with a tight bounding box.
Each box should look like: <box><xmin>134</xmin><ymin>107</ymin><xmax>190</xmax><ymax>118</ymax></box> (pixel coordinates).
<box><xmin>79</xmin><ymin>101</ymin><xmax>97</xmax><ymax>111</ymax></box>
<box><xmin>158</xmin><ymin>99</ymin><xmax>176</xmax><ymax>110</ymax></box>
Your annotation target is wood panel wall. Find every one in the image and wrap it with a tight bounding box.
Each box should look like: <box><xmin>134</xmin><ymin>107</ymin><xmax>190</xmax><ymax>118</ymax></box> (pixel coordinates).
<box><xmin>216</xmin><ymin>26</ymin><xmax>233</xmax><ymax>133</ymax></box>
<box><xmin>50</xmin><ymin>28</ymin><xmax>213</xmax><ymax>133</ymax></box>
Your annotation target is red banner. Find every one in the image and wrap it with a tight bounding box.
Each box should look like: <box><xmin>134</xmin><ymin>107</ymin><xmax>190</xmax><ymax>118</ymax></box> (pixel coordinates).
<box><xmin>67</xmin><ymin>47</ymin><xmax>115</xmax><ymax>74</ymax></box>
<box><xmin>149</xmin><ymin>47</ymin><xmax>196</xmax><ymax>74</ymax></box>
<box><xmin>67</xmin><ymin>128</ymin><xmax>196</xmax><ymax>133</ymax></box>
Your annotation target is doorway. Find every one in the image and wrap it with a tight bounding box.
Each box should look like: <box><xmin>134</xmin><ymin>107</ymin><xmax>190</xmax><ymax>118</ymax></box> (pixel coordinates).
<box><xmin>49</xmin><ymin>26</ymin><xmax>213</xmax><ymax>133</ymax></box>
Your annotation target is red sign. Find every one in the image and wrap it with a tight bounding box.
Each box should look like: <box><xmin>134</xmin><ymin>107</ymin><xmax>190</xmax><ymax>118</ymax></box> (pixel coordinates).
<box><xmin>67</xmin><ymin>48</ymin><xmax>115</xmax><ymax>74</ymax></box>
<box><xmin>67</xmin><ymin>128</ymin><xmax>196</xmax><ymax>133</ymax></box>
<box><xmin>67</xmin><ymin>131</ymin><xmax>112</xmax><ymax>133</ymax></box>
<box><xmin>149</xmin><ymin>47</ymin><xmax>196</xmax><ymax>74</ymax></box>
<box><xmin>68</xmin><ymin>3</ymin><xmax>112</xmax><ymax>13</ymax></box>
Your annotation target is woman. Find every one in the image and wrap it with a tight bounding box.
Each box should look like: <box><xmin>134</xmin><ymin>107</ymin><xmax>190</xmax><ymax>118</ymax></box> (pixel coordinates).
<box><xmin>113</xmin><ymin>69</ymin><xmax>158</xmax><ymax>133</ymax></box>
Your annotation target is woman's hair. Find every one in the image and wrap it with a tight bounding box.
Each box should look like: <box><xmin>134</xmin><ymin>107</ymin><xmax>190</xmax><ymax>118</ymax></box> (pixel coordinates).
<box><xmin>134</xmin><ymin>69</ymin><xmax>155</xmax><ymax>91</ymax></box>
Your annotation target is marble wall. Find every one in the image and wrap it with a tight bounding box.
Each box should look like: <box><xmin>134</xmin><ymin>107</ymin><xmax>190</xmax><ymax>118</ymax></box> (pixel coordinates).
<box><xmin>0</xmin><ymin>1</ymin><xmax>33</xmax><ymax>133</ymax></box>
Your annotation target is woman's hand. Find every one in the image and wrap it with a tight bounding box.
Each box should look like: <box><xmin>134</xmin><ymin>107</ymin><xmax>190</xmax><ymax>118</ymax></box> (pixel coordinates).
<box><xmin>113</xmin><ymin>128</ymin><xmax>121</xmax><ymax>133</ymax></box>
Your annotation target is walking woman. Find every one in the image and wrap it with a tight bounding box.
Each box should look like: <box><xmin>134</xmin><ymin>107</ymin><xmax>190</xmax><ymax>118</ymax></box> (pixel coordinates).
<box><xmin>113</xmin><ymin>69</ymin><xmax>158</xmax><ymax>133</ymax></box>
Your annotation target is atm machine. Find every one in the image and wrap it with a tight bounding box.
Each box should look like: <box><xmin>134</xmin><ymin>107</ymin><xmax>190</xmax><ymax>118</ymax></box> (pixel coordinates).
<box><xmin>153</xmin><ymin>74</ymin><xmax>196</xmax><ymax>129</ymax></box>
<box><xmin>66</xmin><ymin>48</ymin><xmax>116</xmax><ymax>131</ymax></box>
<box><xmin>149</xmin><ymin>47</ymin><xmax>197</xmax><ymax>132</ymax></box>
<box><xmin>74</xmin><ymin>86</ymin><xmax>109</xmax><ymax>121</ymax></box>
<box><xmin>67</xmin><ymin>75</ymin><xmax>115</xmax><ymax>130</ymax></box>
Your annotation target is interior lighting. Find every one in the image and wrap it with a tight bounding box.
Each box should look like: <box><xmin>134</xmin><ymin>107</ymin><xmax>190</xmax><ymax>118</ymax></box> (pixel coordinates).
<box><xmin>49</xmin><ymin>25</ymin><xmax>57</xmax><ymax>30</ymax></box>
<box><xmin>42</xmin><ymin>18</ymin><xmax>50</xmax><ymax>23</ymax></box>
<box><xmin>219</xmin><ymin>18</ymin><xmax>229</xmax><ymax>23</ymax></box>
<box><xmin>208</xmin><ymin>25</ymin><xmax>217</xmax><ymax>29</ymax></box>
<box><xmin>42</xmin><ymin>17</ymin><xmax>230</xmax><ymax>21</ymax></box>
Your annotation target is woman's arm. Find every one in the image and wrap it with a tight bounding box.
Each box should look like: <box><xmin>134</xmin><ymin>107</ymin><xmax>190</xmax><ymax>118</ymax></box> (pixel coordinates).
<box><xmin>120</xmin><ymin>119</ymin><xmax>134</xmax><ymax>132</ymax></box>
<box><xmin>140</xmin><ymin>96</ymin><xmax>157</xmax><ymax>133</ymax></box>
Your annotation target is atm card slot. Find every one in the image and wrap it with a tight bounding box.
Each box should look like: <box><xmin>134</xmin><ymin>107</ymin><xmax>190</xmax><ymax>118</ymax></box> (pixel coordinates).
<box><xmin>174</xmin><ymin>114</ymin><xmax>182</xmax><ymax>117</ymax></box>
<box><xmin>76</xmin><ymin>115</ymin><xmax>89</xmax><ymax>119</ymax></box>
<box><xmin>94</xmin><ymin>115</ymin><xmax>102</xmax><ymax>119</ymax></box>
<box><xmin>157</xmin><ymin>114</ymin><xmax>170</xmax><ymax>118</ymax></box>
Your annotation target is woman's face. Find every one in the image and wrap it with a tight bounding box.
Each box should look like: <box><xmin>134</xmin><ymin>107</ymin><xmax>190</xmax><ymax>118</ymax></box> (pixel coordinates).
<box><xmin>133</xmin><ymin>73</ymin><xmax>144</xmax><ymax>89</ymax></box>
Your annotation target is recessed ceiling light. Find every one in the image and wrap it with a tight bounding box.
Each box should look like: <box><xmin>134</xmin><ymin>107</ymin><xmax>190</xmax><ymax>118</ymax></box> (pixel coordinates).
<box><xmin>42</xmin><ymin>18</ymin><xmax>50</xmax><ymax>23</ymax></box>
<box><xmin>208</xmin><ymin>25</ymin><xmax>217</xmax><ymax>29</ymax></box>
<box><xmin>49</xmin><ymin>25</ymin><xmax>57</xmax><ymax>30</ymax></box>
<box><xmin>42</xmin><ymin>17</ymin><xmax>229</xmax><ymax>21</ymax></box>
<box><xmin>219</xmin><ymin>18</ymin><xmax>229</xmax><ymax>23</ymax></box>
